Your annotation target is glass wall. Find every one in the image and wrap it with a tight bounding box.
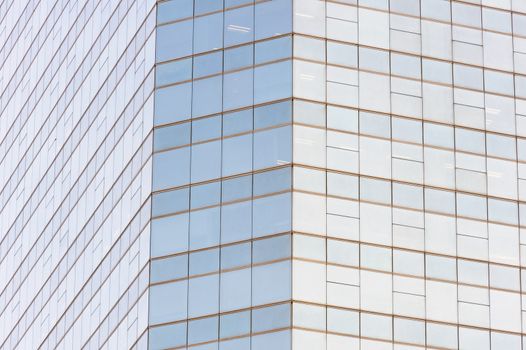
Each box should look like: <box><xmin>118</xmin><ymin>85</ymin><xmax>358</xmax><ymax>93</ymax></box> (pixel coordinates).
<box><xmin>149</xmin><ymin>0</ymin><xmax>293</xmax><ymax>348</ymax></box>
<box><xmin>0</xmin><ymin>0</ymin><xmax>156</xmax><ymax>349</ymax></box>
<box><xmin>150</xmin><ymin>0</ymin><xmax>526</xmax><ymax>349</ymax></box>
<box><xmin>289</xmin><ymin>0</ymin><xmax>526</xmax><ymax>349</ymax></box>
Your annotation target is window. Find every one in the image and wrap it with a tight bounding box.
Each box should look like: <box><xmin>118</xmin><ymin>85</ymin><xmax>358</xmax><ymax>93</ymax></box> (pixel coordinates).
<box><xmin>156</xmin><ymin>20</ymin><xmax>193</xmax><ymax>62</ymax></box>
<box><xmin>157</xmin><ymin>0</ymin><xmax>193</xmax><ymax>24</ymax></box>
<box><xmin>149</xmin><ymin>281</ymin><xmax>188</xmax><ymax>324</ymax></box>
<box><xmin>153</xmin><ymin>147</ymin><xmax>191</xmax><ymax>190</ymax></box>
<box><xmin>255</xmin><ymin>0</ymin><xmax>292</xmax><ymax>40</ymax></box>
<box><xmin>225</xmin><ymin>6</ymin><xmax>254</xmax><ymax>46</ymax></box>
<box><xmin>154</xmin><ymin>83</ymin><xmax>192</xmax><ymax>125</ymax></box>
<box><xmin>151</xmin><ymin>214</ymin><xmax>189</xmax><ymax>258</ymax></box>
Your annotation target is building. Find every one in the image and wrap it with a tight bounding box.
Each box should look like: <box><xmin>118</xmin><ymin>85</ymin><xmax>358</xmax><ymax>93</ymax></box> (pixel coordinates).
<box><xmin>0</xmin><ymin>0</ymin><xmax>155</xmax><ymax>348</ymax></box>
<box><xmin>1</xmin><ymin>0</ymin><xmax>526</xmax><ymax>349</ymax></box>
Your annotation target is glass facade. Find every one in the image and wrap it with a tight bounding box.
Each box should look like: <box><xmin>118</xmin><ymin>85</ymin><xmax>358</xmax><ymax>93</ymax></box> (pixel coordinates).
<box><xmin>150</xmin><ymin>0</ymin><xmax>294</xmax><ymax>348</ymax></box>
<box><xmin>2</xmin><ymin>0</ymin><xmax>526</xmax><ymax>349</ymax></box>
<box><xmin>288</xmin><ymin>0</ymin><xmax>526</xmax><ymax>349</ymax></box>
<box><xmin>0</xmin><ymin>0</ymin><xmax>156</xmax><ymax>349</ymax></box>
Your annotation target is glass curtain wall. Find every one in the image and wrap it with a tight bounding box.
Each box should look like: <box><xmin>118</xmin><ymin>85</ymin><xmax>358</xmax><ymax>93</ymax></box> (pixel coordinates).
<box><xmin>150</xmin><ymin>0</ymin><xmax>526</xmax><ymax>349</ymax></box>
<box><xmin>150</xmin><ymin>0</ymin><xmax>294</xmax><ymax>349</ymax></box>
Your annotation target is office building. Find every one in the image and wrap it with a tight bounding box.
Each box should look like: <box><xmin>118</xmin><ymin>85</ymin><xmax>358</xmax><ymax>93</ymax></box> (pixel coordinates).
<box><xmin>2</xmin><ymin>0</ymin><xmax>526</xmax><ymax>349</ymax></box>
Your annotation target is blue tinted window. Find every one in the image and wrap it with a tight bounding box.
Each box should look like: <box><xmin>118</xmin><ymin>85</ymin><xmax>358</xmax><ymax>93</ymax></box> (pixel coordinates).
<box><xmin>222</xmin><ymin>134</ymin><xmax>252</xmax><ymax>176</ymax></box>
<box><xmin>254</xmin><ymin>167</ymin><xmax>291</xmax><ymax>195</ymax></box>
<box><xmin>221</xmin><ymin>242</ymin><xmax>251</xmax><ymax>269</ymax></box>
<box><xmin>254</xmin><ymin>101</ymin><xmax>292</xmax><ymax>129</ymax></box>
<box><xmin>253</xmin><ymin>126</ymin><xmax>291</xmax><ymax>169</ymax></box>
<box><xmin>223</xmin><ymin>109</ymin><xmax>253</xmax><ymax>136</ymax></box>
<box><xmin>252</xmin><ymin>304</ymin><xmax>291</xmax><ymax>332</ymax></box>
<box><xmin>192</xmin><ymin>115</ymin><xmax>222</xmax><ymax>142</ymax></box>
<box><xmin>157</xmin><ymin>0</ymin><xmax>193</xmax><ymax>24</ymax></box>
<box><xmin>156</xmin><ymin>20</ymin><xmax>193</xmax><ymax>62</ymax></box>
<box><xmin>220</xmin><ymin>311</ymin><xmax>251</xmax><ymax>338</ymax></box>
<box><xmin>151</xmin><ymin>254</ymin><xmax>188</xmax><ymax>283</ymax></box>
<box><xmin>255</xmin><ymin>0</ymin><xmax>292</xmax><ymax>40</ymax></box>
<box><xmin>192</xmin><ymin>76</ymin><xmax>223</xmax><ymax>117</ymax></box>
<box><xmin>156</xmin><ymin>58</ymin><xmax>192</xmax><ymax>87</ymax></box>
<box><xmin>149</xmin><ymin>281</ymin><xmax>188</xmax><ymax>324</ymax></box>
<box><xmin>220</xmin><ymin>268</ymin><xmax>252</xmax><ymax>311</ymax></box>
<box><xmin>151</xmin><ymin>214</ymin><xmax>189</xmax><ymax>257</ymax></box>
<box><xmin>190</xmin><ymin>248</ymin><xmax>220</xmax><ymax>275</ymax></box>
<box><xmin>254</xmin><ymin>60</ymin><xmax>292</xmax><ymax>104</ymax></box>
<box><xmin>225</xmin><ymin>6</ymin><xmax>254</xmax><ymax>47</ymax></box>
<box><xmin>221</xmin><ymin>201</ymin><xmax>252</xmax><ymax>243</ymax></box>
<box><xmin>253</xmin><ymin>192</ymin><xmax>291</xmax><ymax>237</ymax></box>
<box><xmin>152</xmin><ymin>187</ymin><xmax>189</xmax><ymax>217</ymax></box>
<box><xmin>189</xmin><ymin>275</ymin><xmax>220</xmax><ymax>317</ymax></box>
<box><xmin>191</xmin><ymin>141</ymin><xmax>222</xmax><ymax>182</ymax></box>
<box><xmin>252</xmin><ymin>331</ymin><xmax>291</xmax><ymax>350</ymax></box>
<box><xmin>220</xmin><ymin>338</ymin><xmax>251</xmax><ymax>350</ymax></box>
<box><xmin>153</xmin><ymin>147</ymin><xmax>191</xmax><ymax>190</ymax></box>
<box><xmin>255</xmin><ymin>36</ymin><xmax>292</xmax><ymax>64</ymax></box>
<box><xmin>224</xmin><ymin>44</ymin><xmax>253</xmax><ymax>71</ymax></box>
<box><xmin>194</xmin><ymin>51</ymin><xmax>223</xmax><ymax>78</ymax></box>
<box><xmin>195</xmin><ymin>0</ymin><xmax>223</xmax><ymax>15</ymax></box>
<box><xmin>252</xmin><ymin>261</ymin><xmax>291</xmax><ymax>305</ymax></box>
<box><xmin>253</xmin><ymin>234</ymin><xmax>291</xmax><ymax>263</ymax></box>
<box><xmin>222</xmin><ymin>175</ymin><xmax>252</xmax><ymax>201</ymax></box>
<box><xmin>154</xmin><ymin>83</ymin><xmax>192</xmax><ymax>125</ymax></box>
<box><xmin>191</xmin><ymin>181</ymin><xmax>221</xmax><ymax>208</ymax></box>
<box><xmin>190</xmin><ymin>207</ymin><xmax>221</xmax><ymax>249</ymax></box>
<box><xmin>149</xmin><ymin>323</ymin><xmax>186</xmax><ymax>350</ymax></box>
<box><xmin>188</xmin><ymin>316</ymin><xmax>219</xmax><ymax>344</ymax></box>
<box><xmin>194</xmin><ymin>13</ymin><xmax>223</xmax><ymax>54</ymax></box>
<box><xmin>226</xmin><ymin>0</ymin><xmax>252</xmax><ymax>7</ymax></box>
<box><xmin>154</xmin><ymin>122</ymin><xmax>190</xmax><ymax>151</ymax></box>
<box><xmin>223</xmin><ymin>69</ymin><xmax>253</xmax><ymax>111</ymax></box>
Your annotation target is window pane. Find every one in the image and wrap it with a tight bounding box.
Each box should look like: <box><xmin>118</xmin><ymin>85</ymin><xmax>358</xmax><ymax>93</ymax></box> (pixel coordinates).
<box><xmin>255</xmin><ymin>0</ymin><xmax>292</xmax><ymax>40</ymax></box>
<box><xmin>254</xmin><ymin>100</ymin><xmax>292</xmax><ymax>129</ymax></box>
<box><xmin>156</xmin><ymin>58</ymin><xmax>192</xmax><ymax>86</ymax></box>
<box><xmin>188</xmin><ymin>316</ymin><xmax>219</xmax><ymax>344</ymax></box>
<box><xmin>193</xmin><ymin>76</ymin><xmax>223</xmax><ymax>117</ymax></box>
<box><xmin>191</xmin><ymin>141</ymin><xmax>222</xmax><ymax>182</ymax></box>
<box><xmin>220</xmin><ymin>311</ymin><xmax>251</xmax><ymax>338</ymax></box>
<box><xmin>156</xmin><ymin>20</ymin><xmax>193</xmax><ymax>62</ymax></box>
<box><xmin>254</xmin><ymin>126</ymin><xmax>291</xmax><ymax>169</ymax></box>
<box><xmin>225</xmin><ymin>6</ymin><xmax>254</xmax><ymax>47</ymax></box>
<box><xmin>149</xmin><ymin>281</ymin><xmax>188</xmax><ymax>324</ymax></box>
<box><xmin>223</xmin><ymin>108</ymin><xmax>253</xmax><ymax>136</ymax></box>
<box><xmin>252</xmin><ymin>261</ymin><xmax>291</xmax><ymax>305</ymax></box>
<box><xmin>155</xmin><ymin>83</ymin><xmax>192</xmax><ymax>125</ymax></box>
<box><xmin>157</xmin><ymin>0</ymin><xmax>193</xmax><ymax>24</ymax></box>
<box><xmin>221</xmin><ymin>201</ymin><xmax>252</xmax><ymax>243</ymax></box>
<box><xmin>254</xmin><ymin>60</ymin><xmax>292</xmax><ymax>104</ymax></box>
<box><xmin>254</xmin><ymin>167</ymin><xmax>291</xmax><ymax>195</ymax></box>
<box><xmin>223</xmin><ymin>69</ymin><xmax>254</xmax><ymax>110</ymax></box>
<box><xmin>253</xmin><ymin>192</ymin><xmax>291</xmax><ymax>237</ymax></box>
<box><xmin>153</xmin><ymin>147</ymin><xmax>191</xmax><ymax>190</ymax></box>
<box><xmin>225</xmin><ymin>44</ymin><xmax>253</xmax><ymax>71</ymax></box>
<box><xmin>152</xmin><ymin>187</ymin><xmax>190</xmax><ymax>217</ymax></box>
<box><xmin>154</xmin><ymin>122</ymin><xmax>191</xmax><ymax>151</ymax></box>
<box><xmin>194</xmin><ymin>51</ymin><xmax>223</xmax><ymax>78</ymax></box>
<box><xmin>149</xmin><ymin>323</ymin><xmax>187</xmax><ymax>350</ymax></box>
<box><xmin>194</xmin><ymin>13</ymin><xmax>223</xmax><ymax>53</ymax></box>
<box><xmin>222</xmin><ymin>175</ymin><xmax>252</xmax><ymax>202</ymax></box>
<box><xmin>151</xmin><ymin>214</ymin><xmax>189</xmax><ymax>258</ymax></box>
<box><xmin>255</xmin><ymin>36</ymin><xmax>292</xmax><ymax>64</ymax></box>
<box><xmin>223</xmin><ymin>135</ymin><xmax>253</xmax><ymax>176</ymax></box>
<box><xmin>151</xmin><ymin>254</ymin><xmax>188</xmax><ymax>283</ymax></box>
<box><xmin>192</xmin><ymin>115</ymin><xmax>222</xmax><ymax>143</ymax></box>
<box><xmin>190</xmin><ymin>207</ymin><xmax>221</xmax><ymax>249</ymax></box>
